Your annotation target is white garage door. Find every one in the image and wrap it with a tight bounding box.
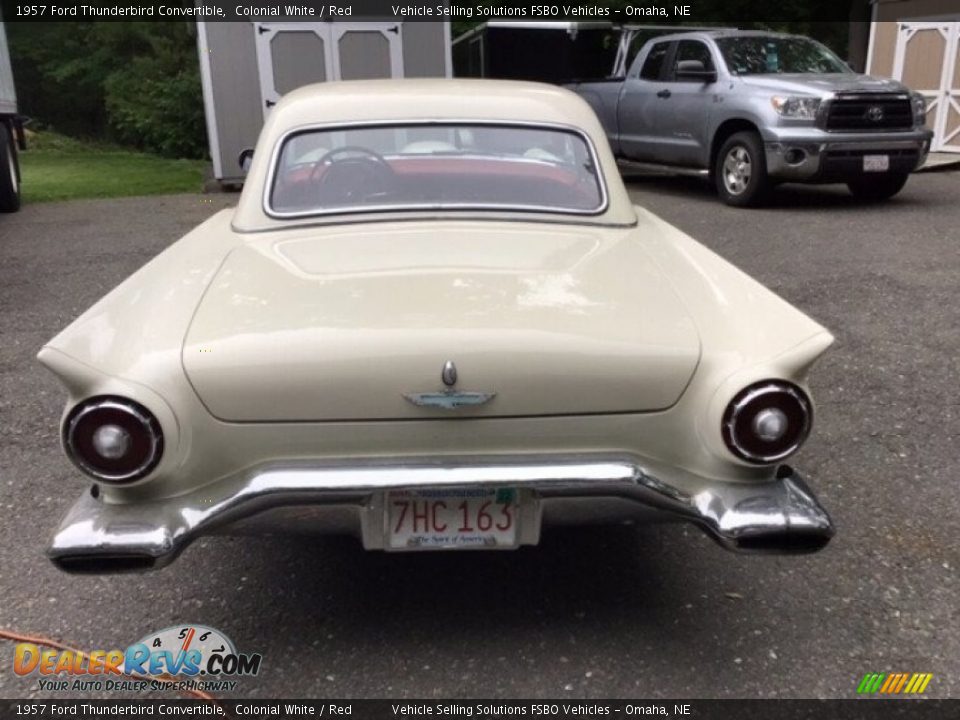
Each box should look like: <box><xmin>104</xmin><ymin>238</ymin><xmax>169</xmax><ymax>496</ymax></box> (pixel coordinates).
<box><xmin>894</xmin><ymin>22</ymin><xmax>960</xmax><ymax>152</ymax></box>
<box><xmin>254</xmin><ymin>22</ymin><xmax>404</xmax><ymax>118</ymax></box>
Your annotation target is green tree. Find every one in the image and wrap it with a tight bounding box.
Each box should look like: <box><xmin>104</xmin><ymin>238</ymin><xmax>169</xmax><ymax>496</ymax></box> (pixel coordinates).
<box><xmin>6</xmin><ymin>22</ymin><xmax>107</xmax><ymax>138</ymax></box>
<box><xmin>8</xmin><ymin>21</ymin><xmax>206</xmax><ymax>158</ymax></box>
<box><xmin>101</xmin><ymin>23</ymin><xmax>206</xmax><ymax>159</ymax></box>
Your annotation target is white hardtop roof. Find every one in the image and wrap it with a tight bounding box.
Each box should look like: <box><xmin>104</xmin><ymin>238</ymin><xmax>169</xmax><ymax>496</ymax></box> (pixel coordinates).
<box><xmin>233</xmin><ymin>79</ymin><xmax>636</xmax><ymax>231</ymax></box>
<box><xmin>263</xmin><ymin>78</ymin><xmax>606</xmax><ymax>127</ymax></box>
<box><xmin>232</xmin><ymin>79</ymin><xmax>636</xmax><ymax>231</ymax></box>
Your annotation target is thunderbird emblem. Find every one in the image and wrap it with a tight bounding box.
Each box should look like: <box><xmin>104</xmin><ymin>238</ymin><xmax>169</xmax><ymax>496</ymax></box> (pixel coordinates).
<box><xmin>404</xmin><ymin>360</ymin><xmax>496</xmax><ymax>409</ymax></box>
<box><xmin>403</xmin><ymin>391</ymin><xmax>496</xmax><ymax>409</ymax></box>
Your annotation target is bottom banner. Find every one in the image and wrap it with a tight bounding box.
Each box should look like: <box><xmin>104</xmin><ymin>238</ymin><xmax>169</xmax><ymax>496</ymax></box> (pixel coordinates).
<box><xmin>2</xmin><ymin>699</ymin><xmax>959</xmax><ymax>720</ymax></box>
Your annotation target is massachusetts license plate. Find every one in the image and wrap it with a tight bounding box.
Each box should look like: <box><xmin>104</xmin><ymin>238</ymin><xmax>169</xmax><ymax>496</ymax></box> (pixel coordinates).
<box><xmin>386</xmin><ymin>488</ymin><xmax>519</xmax><ymax>550</ymax></box>
<box><xmin>863</xmin><ymin>154</ymin><xmax>890</xmax><ymax>172</ymax></box>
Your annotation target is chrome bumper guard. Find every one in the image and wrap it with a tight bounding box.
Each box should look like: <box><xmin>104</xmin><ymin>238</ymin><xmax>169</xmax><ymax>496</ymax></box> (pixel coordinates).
<box><xmin>48</xmin><ymin>459</ymin><xmax>834</xmax><ymax>573</ymax></box>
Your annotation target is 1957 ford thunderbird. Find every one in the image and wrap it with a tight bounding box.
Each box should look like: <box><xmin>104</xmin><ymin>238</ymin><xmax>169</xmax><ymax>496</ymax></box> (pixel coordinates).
<box><xmin>39</xmin><ymin>79</ymin><xmax>835</xmax><ymax>573</ymax></box>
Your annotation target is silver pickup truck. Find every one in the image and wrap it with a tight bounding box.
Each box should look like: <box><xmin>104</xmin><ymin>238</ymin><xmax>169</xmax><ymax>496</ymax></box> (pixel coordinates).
<box><xmin>569</xmin><ymin>29</ymin><xmax>933</xmax><ymax>206</ymax></box>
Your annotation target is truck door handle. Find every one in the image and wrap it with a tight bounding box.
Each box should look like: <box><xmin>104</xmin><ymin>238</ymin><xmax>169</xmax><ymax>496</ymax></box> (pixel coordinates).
<box><xmin>657</xmin><ymin>89</ymin><xmax>672</xmax><ymax>99</ymax></box>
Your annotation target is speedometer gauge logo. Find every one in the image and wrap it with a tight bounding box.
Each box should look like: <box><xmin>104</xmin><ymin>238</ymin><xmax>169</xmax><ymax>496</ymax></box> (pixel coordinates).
<box><xmin>134</xmin><ymin>625</ymin><xmax>235</xmax><ymax>674</ymax></box>
<box><xmin>126</xmin><ymin>624</ymin><xmax>261</xmax><ymax>678</ymax></box>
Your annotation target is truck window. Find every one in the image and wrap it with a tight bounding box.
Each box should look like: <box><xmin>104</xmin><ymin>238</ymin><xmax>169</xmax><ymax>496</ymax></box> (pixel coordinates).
<box><xmin>672</xmin><ymin>40</ymin><xmax>715</xmax><ymax>80</ymax></box>
<box><xmin>639</xmin><ymin>42</ymin><xmax>670</xmax><ymax>81</ymax></box>
<box><xmin>715</xmin><ymin>36</ymin><xmax>851</xmax><ymax>75</ymax></box>
<box><xmin>623</xmin><ymin>30</ymin><xmax>669</xmax><ymax>72</ymax></box>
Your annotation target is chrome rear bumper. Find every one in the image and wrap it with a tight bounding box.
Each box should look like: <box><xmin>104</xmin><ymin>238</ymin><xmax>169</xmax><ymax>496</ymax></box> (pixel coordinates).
<box><xmin>48</xmin><ymin>458</ymin><xmax>834</xmax><ymax>573</ymax></box>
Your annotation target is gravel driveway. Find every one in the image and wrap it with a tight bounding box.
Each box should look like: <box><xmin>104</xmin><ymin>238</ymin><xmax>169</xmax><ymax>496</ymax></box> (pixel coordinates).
<box><xmin>1</xmin><ymin>175</ymin><xmax>957</xmax><ymax>699</ymax></box>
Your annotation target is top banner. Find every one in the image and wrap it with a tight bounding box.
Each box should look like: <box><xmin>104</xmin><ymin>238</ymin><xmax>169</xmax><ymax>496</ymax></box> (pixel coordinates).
<box><xmin>0</xmin><ymin>0</ymin><xmax>862</xmax><ymax>23</ymax></box>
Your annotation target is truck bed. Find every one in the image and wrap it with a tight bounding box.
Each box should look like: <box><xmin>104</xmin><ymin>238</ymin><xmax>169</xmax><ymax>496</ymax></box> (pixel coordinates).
<box><xmin>565</xmin><ymin>78</ymin><xmax>622</xmax><ymax>154</ymax></box>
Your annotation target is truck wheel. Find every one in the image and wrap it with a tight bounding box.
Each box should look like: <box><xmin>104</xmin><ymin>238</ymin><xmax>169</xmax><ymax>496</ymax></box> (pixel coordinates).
<box><xmin>847</xmin><ymin>174</ymin><xmax>909</xmax><ymax>203</ymax></box>
<box><xmin>0</xmin><ymin>125</ymin><xmax>21</xmax><ymax>213</ymax></box>
<box><xmin>715</xmin><ymin>131</ymin><xmax>768</xmax><ymax>207</ymax></box>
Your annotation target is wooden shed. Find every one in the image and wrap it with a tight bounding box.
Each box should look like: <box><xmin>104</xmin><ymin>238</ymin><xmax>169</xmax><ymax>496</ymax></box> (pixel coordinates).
<box><xmin>197</xmin><ymin>20</ymin><xmax>452</xmax><ymax>184</ymax></box>
<box><xmin>865</xmin><ymin>2</ymin><xmax>960</xmax><ymax>152</ymax></box>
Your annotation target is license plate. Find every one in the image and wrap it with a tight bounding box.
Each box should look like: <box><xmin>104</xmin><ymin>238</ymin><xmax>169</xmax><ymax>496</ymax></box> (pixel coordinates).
<box><xmin>863</xmin><ymin>154</ymin><xmax>890</xmax><ymax>172</ymax></box>
<box><xmin>386</xmin><ymin>488</ymin><xmax>519</xmax><ymax>550</ymax></box>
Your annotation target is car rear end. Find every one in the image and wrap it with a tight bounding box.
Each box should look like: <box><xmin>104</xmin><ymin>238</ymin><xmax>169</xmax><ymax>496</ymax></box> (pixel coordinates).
<box><xmin>38</xmin><ymin>212</ymin><xmax>837</xmax><ymax>573</ymax></box>
<box><xmin>36</xmin><ymin>80</ymin><xmax>837</xmax><ymax>573</ymax></box>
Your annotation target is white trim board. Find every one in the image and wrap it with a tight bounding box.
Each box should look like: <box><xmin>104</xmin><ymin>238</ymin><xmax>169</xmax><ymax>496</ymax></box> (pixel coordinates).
<box><xmin>196</xmin><ymin>21</ymin><xmax>223</xmax><ymax>180</ymax></box>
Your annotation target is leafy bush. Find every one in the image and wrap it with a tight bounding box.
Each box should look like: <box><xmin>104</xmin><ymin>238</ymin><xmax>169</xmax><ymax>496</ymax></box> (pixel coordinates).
<box><xmin>103</xmin><ymin>35</ymin><xmax>207</xmax><ymax>158</ymax></box>
<box><xmin>8</xmin><ymin>22</ymin><xmax>207</xmax><ymax>159</ymax></box>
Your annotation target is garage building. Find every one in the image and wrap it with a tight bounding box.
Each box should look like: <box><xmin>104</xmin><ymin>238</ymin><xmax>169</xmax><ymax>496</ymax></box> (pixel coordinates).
<box><xmin>865</xmin><ymin>2</ymin><xmax>960</xmax><ymax>153</ymax></box>
<box><xmin>197</xmin><ymin>20</ymin><xmax>452</xmax><ymax>184</ymax></box>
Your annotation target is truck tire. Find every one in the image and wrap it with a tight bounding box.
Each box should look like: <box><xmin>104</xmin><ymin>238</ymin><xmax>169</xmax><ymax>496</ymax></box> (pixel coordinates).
<box><xmin>715</xmin><ymin>131</ymin><xmax>768</xmax><ymax>207</ymax></box>
<box><xmin>847</xmin><ymin>174</ymin><xmax>909</xmax><ymax>203</ymax></box>
<box><xmin>0</xmin><ymin>125</ymin><xmax>21</xmax><ymax>213</ymax></box>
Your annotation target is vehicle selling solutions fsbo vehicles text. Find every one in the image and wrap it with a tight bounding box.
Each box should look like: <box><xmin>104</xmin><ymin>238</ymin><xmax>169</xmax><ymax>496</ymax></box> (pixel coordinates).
<box><xmin>391</xmin><ymin>5</ymin><xmax>623</xmax><ymax>18</ymax></box>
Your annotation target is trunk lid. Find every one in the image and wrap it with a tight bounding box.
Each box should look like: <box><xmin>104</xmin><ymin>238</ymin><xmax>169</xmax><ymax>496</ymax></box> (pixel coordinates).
<box><xmin>183</xmin><ymin>222</ymin><xmax>700</xmax><ymax>421</ymax></box>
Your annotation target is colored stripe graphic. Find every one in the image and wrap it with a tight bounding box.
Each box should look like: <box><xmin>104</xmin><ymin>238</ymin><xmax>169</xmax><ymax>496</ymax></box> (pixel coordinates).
<box><xmin>858</xmin><ymin>673</ymin><xmax>885</xmax><ymax>694</ymax></box>
<box><xmin>857</xmin><ymin>673</ymin><xmax>878</xmax><ymax>693</ymax></box>
<box><xmin>893</xmin><ymin>674</ymin><xmax>908</xmax><ymax>693</ymax></box>
<box><xmin>880</xmin><ymin>674</ymin><xmax>897</xmax><ymax>693</ymax></box>
<box><xmin>858</xmin><ymin>672</ymin><xmax>932</xmax><ymax>694</ymax></box>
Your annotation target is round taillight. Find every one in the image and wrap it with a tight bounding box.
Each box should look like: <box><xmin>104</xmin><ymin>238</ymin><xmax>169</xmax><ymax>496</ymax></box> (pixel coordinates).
<box><xmin>722</xmin><ymin>381</ymin><xmax>812</xmax><ymax>464</ymax></box>
<box><xmin>64</xmin><ymin>397</ymin><xmax>163</xmax><ymax>483</ymax></box>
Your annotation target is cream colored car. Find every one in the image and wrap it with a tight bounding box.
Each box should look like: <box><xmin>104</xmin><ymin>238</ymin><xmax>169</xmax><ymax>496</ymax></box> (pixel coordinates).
<box><xmin>40</xmin><ymin>79</ymin><xmax>834</xmax><ymax>572</ymax></box>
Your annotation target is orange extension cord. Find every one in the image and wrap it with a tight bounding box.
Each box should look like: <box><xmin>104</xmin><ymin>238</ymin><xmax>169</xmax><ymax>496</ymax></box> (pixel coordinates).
<box><xmin>0</xmin><ymin>627</ymin><xmax>227</xmax><ymax>710</ymax></box>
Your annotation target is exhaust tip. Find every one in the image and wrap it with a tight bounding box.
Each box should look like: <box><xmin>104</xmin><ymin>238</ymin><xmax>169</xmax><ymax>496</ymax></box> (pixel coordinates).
<box><xmin>51</xmin><ymin>554</ymin><xmax>158</xmax><ymax>574</ymax></box>
<box><xmin>735</xmin><ymin>530</ymin><xmax>832</xmax><ymax>554</ymax></box>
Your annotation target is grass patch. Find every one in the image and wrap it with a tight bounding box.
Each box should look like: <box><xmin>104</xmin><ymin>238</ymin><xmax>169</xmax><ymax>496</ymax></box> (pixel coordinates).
<box><xmin>20</xmin><ymin>131</ymin><xmax>207</xmax><ymax>203</ymax></box>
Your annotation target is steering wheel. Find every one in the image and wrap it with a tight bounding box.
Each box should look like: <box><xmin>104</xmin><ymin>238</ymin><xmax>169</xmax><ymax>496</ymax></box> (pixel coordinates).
<box><xmin>309</xmin><ymin>146</ymin><xmax>397</xmax><ymax>205</ymax></box>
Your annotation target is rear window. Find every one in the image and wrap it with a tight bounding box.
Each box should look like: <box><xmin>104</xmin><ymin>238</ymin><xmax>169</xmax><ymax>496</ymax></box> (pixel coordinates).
<box><xmin>268</xmin><ymin>123</ymin><xmax>606</xmax><ymax>217</ymax></box>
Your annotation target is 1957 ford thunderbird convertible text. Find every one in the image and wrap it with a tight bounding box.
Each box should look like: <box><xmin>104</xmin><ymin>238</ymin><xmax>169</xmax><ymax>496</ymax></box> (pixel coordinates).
<box><xmin>39</xmin><ymin>79</ymin><xmax>835</xmax><ymax>573</ymax></box>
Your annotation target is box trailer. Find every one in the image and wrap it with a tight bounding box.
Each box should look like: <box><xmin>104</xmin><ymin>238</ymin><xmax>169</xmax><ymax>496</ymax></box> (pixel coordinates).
<box><xmin>453</xmin><ymin>22</ymin><xmax>721</xmax><ymax>82</ymax></box>
<box><xmin>1</xmin><ymin>16</ymin><xmax>23</xmax><ymax>212</ymax></box>
<box><xmin>453</xmin><ymin>22</ymin><xmax>620</xmax><ymax>83</ymax></box>
<box><xmin>197</xmin><ymin>20</ymin><xmax>452</xmax><ymax>186</ymax></box>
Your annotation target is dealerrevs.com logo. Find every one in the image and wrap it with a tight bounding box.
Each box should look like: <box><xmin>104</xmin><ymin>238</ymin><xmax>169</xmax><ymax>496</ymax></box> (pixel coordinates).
<box><xmin>14</xmin><ymin>625</ymin><xmax>262</xmax><ymax>694</ymax></box>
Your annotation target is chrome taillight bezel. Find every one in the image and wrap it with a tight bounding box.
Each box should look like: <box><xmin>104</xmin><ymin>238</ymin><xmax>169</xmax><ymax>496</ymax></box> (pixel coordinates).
<box><xmin>722</xmin><ymin>381</ymin><xmax>812</xmax><ymax>464</ymax></box>
<box><xmin>64</xmin><ymin>396</ymin><xmax>164</xmax><ymax>483</ymax></box>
